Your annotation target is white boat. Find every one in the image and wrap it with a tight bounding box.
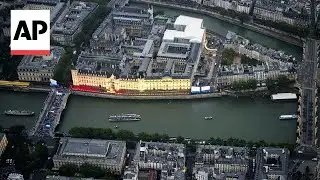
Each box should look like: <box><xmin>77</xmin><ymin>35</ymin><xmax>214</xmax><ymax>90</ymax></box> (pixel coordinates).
<box><xmin>204</xmin><ymin>116</ymin><xmax>213</xmax><ymax>120</ymax></box>
<box><xmin>109</xmin><ymin>113</ymin><xmax>141</xmax><ymax>122</ymax></box>
<box><xmin>279</xmin><ymin>115</ymin><xmax>298</xmax><ymax>120</ymax></box>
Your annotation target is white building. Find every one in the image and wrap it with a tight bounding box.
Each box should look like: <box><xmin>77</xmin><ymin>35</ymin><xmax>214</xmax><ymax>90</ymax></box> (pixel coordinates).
<box><xmin>7</xmin><ymin>173</ymin><xmax>24</xmax><ymax>180</ymax></box>
<box><xmin>195</xmin><ymin>171</ymin><xmax>209</xmax><ymax>180</ymax></box>
<box><xmin>163</xmin><ymin>15</ymin><xmax>205</xmax><ymax>44</ymax></box>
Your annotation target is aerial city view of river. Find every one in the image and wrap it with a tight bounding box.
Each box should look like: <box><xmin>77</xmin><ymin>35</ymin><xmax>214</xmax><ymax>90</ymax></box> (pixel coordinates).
<box><xmin>0</xmin><ymin>6</ymin><xmax>301</xmax><ymax>144</ymax></box>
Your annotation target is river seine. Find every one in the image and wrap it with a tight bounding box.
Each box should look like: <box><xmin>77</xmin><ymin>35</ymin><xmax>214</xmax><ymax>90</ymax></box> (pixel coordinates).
<box><xmin>0</xmin><ymin>6</ymin><xmax>302</xmax><ymax>144</ymax></box>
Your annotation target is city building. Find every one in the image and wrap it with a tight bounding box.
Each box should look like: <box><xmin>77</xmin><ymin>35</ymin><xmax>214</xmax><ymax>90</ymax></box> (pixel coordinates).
<box><xmin>193</xmin><ymin>145</ymin><xmax>249</xmax><ymax>179</ymax></box>
<box><xmin>132</xmin><ymin>141</ymin><xmax>186</xmax><ymax>180</ymax></box>
<box><xmin>123</xmin><ymin>165</ymin><xmax>138</xmax><ymax>180</ymax></box>
<box><xmin>51</xmin><ymin>1</ymin><xmax>98</xmax><ymax>45</ymax></box>
<box><xmin>225</xmin><ymin>31</ymin><xmax>296</xmax><ymax>63</ymax></box>
<box><xmin>17</xmin><ymin>46</ymin><xmax>65</xmax><ymax>82</ymax></box>
<box><xmin>0</xmin><ymin>133</ymin><xmax>8</xmax><ymax>157</ymax></box>
<box><xmin>71</xmin><ymin>9</ymin><xmax>205</xmax><ymax>95</ymax></box>
<box><xmin>218</xmin><ymin>31</ymin><xmax>295</xmax><ymax>86</ymax></box>
<box><xmin>46</xmin><ymin>176</ymin><xmax>103</xmax><ymax>180</ymax></box>
<box><xmin>52</xmin><ymin>138</ymin><xmax>126</xmax><ymax>174</ymax></box>
<box><xmin>23</xmin><ymin>0</ymin><xmax>68</xmax><ymax>23</ymax></box>
<box><xmin>217</xmin><ymin>62</ymin><xmax>294</xmax><ymax>86</ymax></box>
<box><xmin>7</xmin><ymin>173</ymin><xmax>24</xmax><ymax>180</ymax></box>
<box><xmin>254</xmin><ymin>148</ymin><xmax>289</xmax><ymax>180</ymax></box>
<box><xmin>111</xmin><ymin>6</ymin><xmax>154</xmax><ymax>37</ymax></box>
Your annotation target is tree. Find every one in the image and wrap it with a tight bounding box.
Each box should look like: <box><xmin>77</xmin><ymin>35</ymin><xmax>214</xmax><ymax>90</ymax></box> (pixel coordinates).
<box><xmin>9</xmin><ymin>125</ymin><xmax>26</xmax><ymax>135</ymax></box>
<box><xmin>79</xmin><ymin>163</ymin><xmax>105</xmax><ymax>178</ymax></box>
<box><xmin>59</xmin><ymin>164</ymin><xmax>78</xmax><ymax>177</ymax></box>
<box><xmin>138</xmin><ymin>132</ymin><xmax>151</xmax><ymax>141</ymax></box>
<box><xmin>116</xmin><ymin>129</ymin><xmax>136</xmax><ymax>141</ymax></box>
<box><xmin>221</xmin><ymin>48</ymin><xmax>237</xmax><ymax>66</ymax></box>
<box><xmin>177</xmin><ymin>136</ymin><xmax>184</xmax><ymax>143</ymax></box>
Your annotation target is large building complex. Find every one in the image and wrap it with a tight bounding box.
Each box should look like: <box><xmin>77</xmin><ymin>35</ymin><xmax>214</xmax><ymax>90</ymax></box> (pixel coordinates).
<box><xmin>254</xmin><ymin>148</ymin><xmax>289</xmax><ymax>180</ymax></box>
<box><xmin>51</xmin><ymin>1</ymin><xmax>98</xmax><ymax>45</ymax></box>
<box><xmin>71</xmin><ymin>5</ymin><xmax>205</xmax><ymax>95</ymax></box>
<box><xmin>52</xmin><ymin>138</ymin><xmax>126</xmax><ymax>174</ymax></box>
<box><xmin>17</xmin><ymin>46</ymin><xmax>65</xmax><ymax>82</ymax></box>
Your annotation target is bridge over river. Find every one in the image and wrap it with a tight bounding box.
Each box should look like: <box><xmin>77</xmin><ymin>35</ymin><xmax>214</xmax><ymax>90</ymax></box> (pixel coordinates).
<box><xmin>29</xmin><ymin>88</ymin><xmax>70</xmax><ymax>138</ymax></box>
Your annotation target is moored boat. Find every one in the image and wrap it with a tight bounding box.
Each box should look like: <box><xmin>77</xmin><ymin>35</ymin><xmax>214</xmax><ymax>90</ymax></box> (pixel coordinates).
<box><xmin>4</xmin><ymin>110</ymin><xmax>34</xmax><ymax>116</ymax></box>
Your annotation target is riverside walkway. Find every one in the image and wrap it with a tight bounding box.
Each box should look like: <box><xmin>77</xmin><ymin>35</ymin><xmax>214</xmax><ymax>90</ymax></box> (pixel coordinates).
<box><xmin>29</xmin><ymin>88</ymin><xmax>70</xmax><ymax>137</ymax></box>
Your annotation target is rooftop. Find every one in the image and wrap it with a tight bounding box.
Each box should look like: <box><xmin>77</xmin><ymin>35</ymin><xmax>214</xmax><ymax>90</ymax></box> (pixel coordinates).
<box><xmin>25</xmin><ymin>0</ymin><xmax>60</xmax><ymax>5</ymax></box>
<box><xmin>195</xmin><ymin>145</ymin><xmax>249</xmax><ymax>165</ymax></box>
<box><xmin>54</xmin><ymin>138</ymin><xmax>126</xmax><ymax>166</ymax></box>
<box><xmin>52</xmin><ymin>1</ymin><xmax>98</xmax><ymax>35</ymax></box>
<box><xmin>254</xmin><ymin>147</ymin><xmax>289</xmax><ymax>180</ymax></box>
<box><xmin>46</xmin><ymin>176</ymin><xmax>102</xmax><ymax>180</ymax></box>
<box><xmin>163</xmin><ymin>15</ymin><xmax>205</xmax><ymax>43</ymax></box>
<box><xmin>17</xmin><ymin>46</ymin><xmax>64</xmax><ymax>72</ymax></box>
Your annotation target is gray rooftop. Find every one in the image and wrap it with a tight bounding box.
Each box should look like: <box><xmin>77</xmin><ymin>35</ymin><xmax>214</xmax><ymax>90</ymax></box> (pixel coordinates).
<box><xmin>195</xmin><ymin>145</ymin><xmax>249</xmax><ymax>166</ymax></box>
<box><xmin>54</xmin><ymin>138</ymin><xmax>126</xmax><ymax>166</ymax></box>
<box><xmin>46</xmin><ymin>176</ymin><xmax>103</xmax><ymax>180</ymax></box>
<box><xmin>25</xmin><ymin>0</ymin><xmax>60</xmax><ymax>5</ymax></box>
<box><xmin>135</xmin><ymin>141</ymin><xmax>186</xmax><ymax>170</ymax></box>
<box><xmin>17</xmin><ymin>46</ymin><xmax>64</xmax><ymax>72</ymax></box>
<box><xmin>52</xmin><ymin>1</ymin><xmax>98</xmax><ymax>35</ymax></box>
<box><xmin>157</xmin><ymin>42</ymin><xmax>190</xmax><ymax>59</ymax></box>
<box><xmin>254</xmin><ymin>147</ymin><xmax>289</xmax><ymax>180</ymax></box>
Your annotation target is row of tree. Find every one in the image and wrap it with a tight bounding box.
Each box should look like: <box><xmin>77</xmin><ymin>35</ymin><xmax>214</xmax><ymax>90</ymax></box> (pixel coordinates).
<box><xmin>231</xmin><ymin>79</ymin><xmax>258</xmax><ymax>91</ymax></box>
<box><xmin>254</xmin><ymin>18</ymin><xmax>308</xmax><ymax>37</ymax></box>
<box><xmin>68</xmin><ymin>127</ymin><xmax>294</xmax><ymax>151</ymax></box>
<box><xmin>59</xmin><ymin>163</ymin><xmax>118</xmax><ymax>179</ymax></box>
<box><xmin>266</xmin><ymin>75</ymin><xmax>292</xmax><ymax>93</ymax></box>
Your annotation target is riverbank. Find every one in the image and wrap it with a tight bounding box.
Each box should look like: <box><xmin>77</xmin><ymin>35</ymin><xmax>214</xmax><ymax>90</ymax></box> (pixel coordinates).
<box><xmin>132</xmin><ymin>0</ymin><xmax>303</xmax><ymax>47</ymax></box>
<box><xmin>71</xmin><ymin>90</ymin><xmax>223</xmax><ymax>100</ymax></box>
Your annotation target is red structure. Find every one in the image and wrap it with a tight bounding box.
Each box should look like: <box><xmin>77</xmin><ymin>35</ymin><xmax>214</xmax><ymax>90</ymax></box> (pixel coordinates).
<box><xmin>71</xmin><ymin>85</ymin><xmax>101</xmax><ymax>93</ymax></box>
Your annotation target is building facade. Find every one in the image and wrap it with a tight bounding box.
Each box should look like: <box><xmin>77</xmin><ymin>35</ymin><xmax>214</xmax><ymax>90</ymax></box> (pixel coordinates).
<box><xmin>17</xmin><ymin>46</ymin><xmax>65</xmax><ymax>82</ymax></box>
<box><xmin>51</xmin><ymin>1</ymin><xmax>98</xmax><ymax>45</ymax></box>
<box><xmin>71</xmin><ymin>70</ymin><xmax>191</xmax><ymax>93</ymax></box>
<box><xmin>0</xmin><ymin>133</ymin><xmax>8</xmax><ymax>157</ymax></box>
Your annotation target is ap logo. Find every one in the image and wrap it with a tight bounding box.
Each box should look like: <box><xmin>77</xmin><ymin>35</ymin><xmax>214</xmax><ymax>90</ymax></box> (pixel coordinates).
<box><xmin>11</xmin><ymin>10</ymin><xmax>50</xmax><ymax>55</ymax></box>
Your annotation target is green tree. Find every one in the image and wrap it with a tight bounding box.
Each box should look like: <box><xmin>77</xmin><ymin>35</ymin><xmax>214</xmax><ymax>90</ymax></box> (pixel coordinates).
<box><xmin>177</xmin><ymin>136</ymin><xmax>184</xmax><ymax>143</ymax></box>
<box><xmin>116</xmin><ymin>129</ymin><xmax>136</xmax><ymax>141</ymax></box>
<box><xmin>138</xmin><ymin>132</ymin><xmax>151</xmax><ymax>141</ymax></box>
<box><xmin>221</xmin><ymin>48</ymin><xmax>237</xmax><ymax>66</ymax></box>
<box><xmin>79</xmin><ymin>163</ymin><xmax>105</xmax><ymax>178</ymax></box>
<box><xmin>59</xmin><ymin>164</ymin><xmax>78</xmax><ymax>177</ymax></box>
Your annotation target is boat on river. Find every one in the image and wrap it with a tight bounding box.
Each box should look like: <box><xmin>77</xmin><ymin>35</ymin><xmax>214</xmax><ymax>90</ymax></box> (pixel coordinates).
<box><xmin>4</xmin><ymin>110</ymin><xmax>34</xmax><ymax>116</ymax></box>
<box><xmin>204</xmin><ymin>116</ymin><xmax>213</xmax><ymax>120</ymax></box>
<box><xmin>279</xmin><ymin>115</ymin><xmax>298</xmax><ymax>120</ymax></box>
<box><xmin>109</xmin><ymin>114</ymin><xmax>141</xmax><ymax>122</ymax></box>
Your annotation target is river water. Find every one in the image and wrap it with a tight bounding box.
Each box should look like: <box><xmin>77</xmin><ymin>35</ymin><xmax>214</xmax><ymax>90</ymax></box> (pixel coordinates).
<box><xmin>0</xmin><ymin>6</ymin><xmax>302</xmax><ymax>143</ymax></box>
